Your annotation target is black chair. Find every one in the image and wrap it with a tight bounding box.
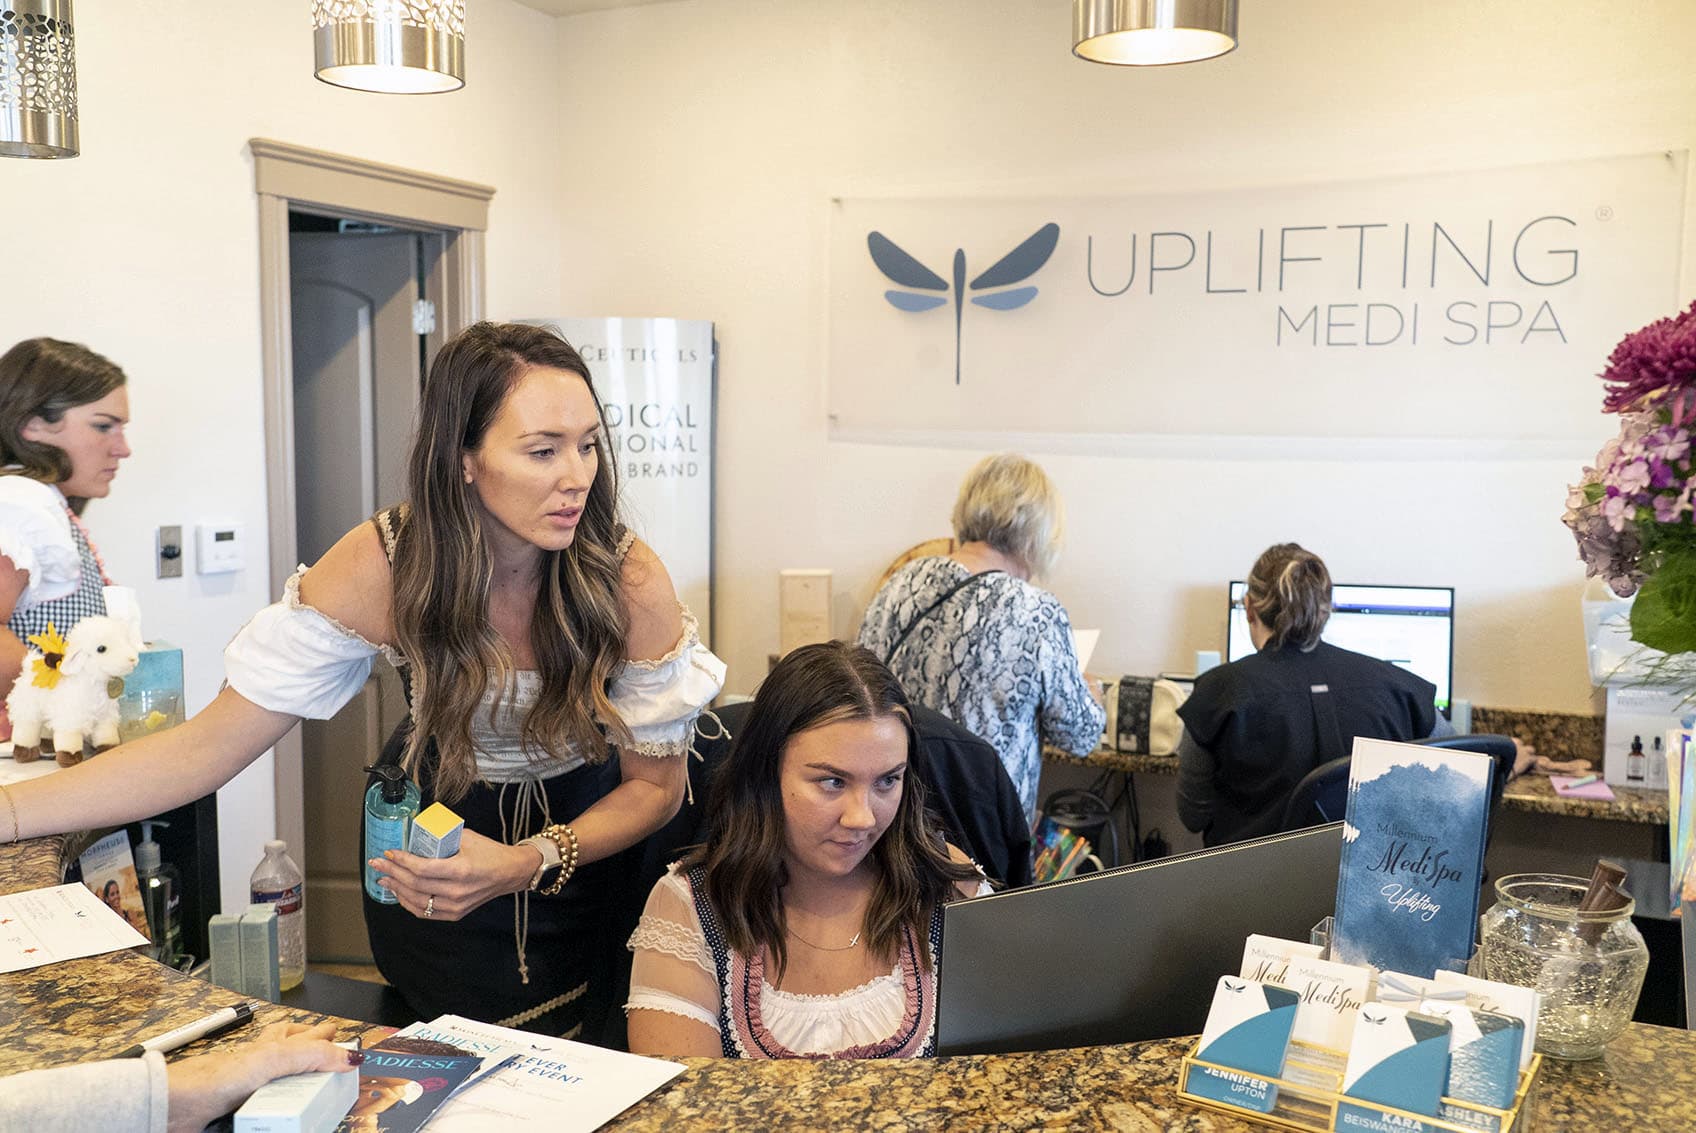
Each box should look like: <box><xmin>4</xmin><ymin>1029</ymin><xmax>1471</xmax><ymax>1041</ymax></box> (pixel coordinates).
<box><xmin>1280</xmin><ymin>733</ymin><xmax>1518</xmax><ymax>841</ymax></box>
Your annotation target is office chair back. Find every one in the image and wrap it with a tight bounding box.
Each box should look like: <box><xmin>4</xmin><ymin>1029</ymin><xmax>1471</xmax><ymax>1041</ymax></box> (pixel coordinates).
<box><xmin>1280</xmin><ymin>733</ymin><xmax>1517</xmax><ymax>841</ymax></box>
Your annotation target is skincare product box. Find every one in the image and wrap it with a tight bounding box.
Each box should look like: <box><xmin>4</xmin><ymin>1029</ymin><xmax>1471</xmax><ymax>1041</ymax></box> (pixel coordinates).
<box><xmin>407</xmin><ymin>802</ymin><xmax>464</xmax><ymax>859</ymax></box>
<box><xmin>1340</xmin><ymin>1004</ymin><xmax>1452</xmax><ymax>1119</ymax></box>
<box><xmin>233</xmin><ymin>1052</ymin><xmax>358</xmax><ymax>1133</ymax></box>
<box><xmin>209</xmin><ymin>912</ymin><xmax>245</xmax><ymax>994</ymax></box>
<box><xmin>240</xmin><ymin>904</ymin><xmax>280</xmax><ymax>1003</ymax></box>
<box><xmin>1187</xmin><ymin>976</ymin><xmax>1300</xmax><ymax>1113</ymax></box>
<box><xmin>1331</xmin><ymin>737</ymin><xmax>1491</xmax><ymax>978</ymax></box>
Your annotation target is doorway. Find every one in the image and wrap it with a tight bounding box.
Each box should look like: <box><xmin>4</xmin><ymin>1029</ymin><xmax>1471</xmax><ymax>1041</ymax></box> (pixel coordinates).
<box><xmin>250</xmin><ymin>137</ymin><xmax>494</xmax><ymax>963</ymax></box>
<box><xmin>289</xmin><ymin>213</ymin><xmax>430</xmax><ymax>960</ymax></box>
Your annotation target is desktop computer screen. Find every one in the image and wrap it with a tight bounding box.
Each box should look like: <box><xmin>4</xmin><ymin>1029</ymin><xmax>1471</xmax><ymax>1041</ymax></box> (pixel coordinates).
<box><xmin>1226</xmin><ymin>581</ymin><xmax>1454</xmax><ymax>713</ymax></box>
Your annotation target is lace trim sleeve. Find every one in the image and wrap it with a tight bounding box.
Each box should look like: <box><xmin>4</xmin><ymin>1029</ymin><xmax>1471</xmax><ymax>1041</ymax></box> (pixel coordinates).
<box><xmin>627</xmin><ymin>914</ymin><xmax>714</xmax><ymax>976</ymax></box>
<box><xmin>282</xmin><ymin>567</ymin><xmax>405</xmax><ymax>667</ymax></box>
<box><xmin>609</xmin><ymin>606</ymin><xmax>727</xmax><ymax>759</ymax></box>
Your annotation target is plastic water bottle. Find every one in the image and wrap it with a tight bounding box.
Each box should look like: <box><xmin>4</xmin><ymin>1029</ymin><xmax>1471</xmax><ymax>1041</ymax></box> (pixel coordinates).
<box><xmin>249</xmin><ymin>839</ymin><xmax>306</xmax><ymax>990</ymax></box>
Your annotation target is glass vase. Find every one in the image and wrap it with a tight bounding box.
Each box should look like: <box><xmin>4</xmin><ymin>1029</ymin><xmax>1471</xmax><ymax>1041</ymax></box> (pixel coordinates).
<box><xmin>1473</xmin><ymin>873</ymin><xmax>1648</xmax><ymax>1060</ymax></box>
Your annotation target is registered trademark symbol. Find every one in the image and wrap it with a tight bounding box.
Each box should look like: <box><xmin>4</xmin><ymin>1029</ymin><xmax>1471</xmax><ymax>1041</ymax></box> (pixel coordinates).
<box><xmin>1595</xmin><ymin>204</ymin><xmax>1615</xmax><ymax>221</ymax></box>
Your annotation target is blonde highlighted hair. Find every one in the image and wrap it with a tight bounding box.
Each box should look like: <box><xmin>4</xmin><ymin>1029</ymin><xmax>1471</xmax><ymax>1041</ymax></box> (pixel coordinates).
<box><xmin>950</xmin><ymin>453</ymin><xmax>1063</xmax><ymax>579</ymax></box>
<box><xmin>1244</xmin><ymin>543</ymin><xmax>1332</xmax><ymax>652</ymax></box>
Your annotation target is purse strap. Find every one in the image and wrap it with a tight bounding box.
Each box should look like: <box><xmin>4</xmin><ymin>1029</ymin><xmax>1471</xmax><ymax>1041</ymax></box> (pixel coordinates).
<box><xmin>889</xmin><ymin>569</ymin><xmax>1002</xmax><ymax>661</ymax></box>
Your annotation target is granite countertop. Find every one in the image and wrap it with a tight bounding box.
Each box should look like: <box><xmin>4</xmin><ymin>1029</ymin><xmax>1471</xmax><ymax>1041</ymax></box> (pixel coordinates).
<box><xmin>605</xmin><ymin>1024</ymin><xmax>1696</xmax><ymax>1132</ymax></box>
<box><xmin>9</xmin><ymin>830</ymin><xmax>1696</xmax><ymax>1130</ymax></box>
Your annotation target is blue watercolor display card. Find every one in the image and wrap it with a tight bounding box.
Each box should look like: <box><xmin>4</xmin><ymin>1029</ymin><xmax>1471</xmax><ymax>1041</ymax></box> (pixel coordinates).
<box><xmin>1331</xmin><ymin>737</ymin><xmax>1493</xmax><ymax>979</ymax></box>
<box><xmin>1341</xmin><ymin>1003</ymin><xmax>1452</xmax><ymax>1117</ymax></box>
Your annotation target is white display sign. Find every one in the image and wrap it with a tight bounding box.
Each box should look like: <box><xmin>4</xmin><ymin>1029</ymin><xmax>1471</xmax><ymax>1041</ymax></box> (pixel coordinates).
<box><xmin>828</xmin><ymin>152</ymin><xmax>1685</xmax><ymax>443</ymax></box>
<box><xmin>527</xmin><ymin>318</ymin><xmax>715</xmax><ymax>645</ymax></box>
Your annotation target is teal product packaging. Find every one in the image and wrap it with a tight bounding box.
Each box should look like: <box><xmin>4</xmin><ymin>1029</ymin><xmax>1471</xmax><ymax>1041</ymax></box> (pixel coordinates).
<box><xmin>208</xmin><ymin>913</ymin><xmax>245</xmax><ymax>993</ymax></box>
<box><xmin>1187</xmin><ymin>976</ymin><xmax>1300</xmax><ymax>1113</ymax></box>
<box><xmin>362</xmin><ymin>764</ymin><xmax>421</xmax><ymax>903</ymax></box>
<box><xmin>117</xmin><ymin>642</ymin><xmax>186</xmax><ymax>741</ymax></box>
<box><xmin>240</xmin><ymin>904</ymin><xmax>281</xmax><ymax>1002</ymax></box>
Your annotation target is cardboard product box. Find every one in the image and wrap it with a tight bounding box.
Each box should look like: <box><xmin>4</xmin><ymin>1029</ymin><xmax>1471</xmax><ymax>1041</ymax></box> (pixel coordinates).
<box><xmin>1603</xmin><ymin>685</ymin><xmax>1687</xmax><ymax>788</ymax></box>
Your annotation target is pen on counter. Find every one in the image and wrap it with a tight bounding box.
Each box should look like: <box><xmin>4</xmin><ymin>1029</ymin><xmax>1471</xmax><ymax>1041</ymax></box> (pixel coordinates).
<box><xmin>116</xmin><ymin>1002</ymin><xmax>256</xmax><ymax>1059</ymax></box>
<box><xmin>1563</xmin><ymin>773</ymin><xmax>1601</xmax><ymax>789</ymax></box>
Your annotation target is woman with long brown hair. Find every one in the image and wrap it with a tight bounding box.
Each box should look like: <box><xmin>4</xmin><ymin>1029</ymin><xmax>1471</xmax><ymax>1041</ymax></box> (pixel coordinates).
<box><xmin>4</xmin><ymin>322</ymin><xmax>724</xmax><ymax>1038</ymax></box>
<box><xmin>625</xmin><ymin>641</ymin><xmax>982</xmax><ymax>1059</ymax></box>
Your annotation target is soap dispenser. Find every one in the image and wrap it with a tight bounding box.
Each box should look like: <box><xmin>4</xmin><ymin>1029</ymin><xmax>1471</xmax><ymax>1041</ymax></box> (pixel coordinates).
<box><xmin>135</xmin><ymin>820</ymin><xmax>183</xmax><ymax>964</ymax></box>
<box><xmin>363</xmin><ymin>764</ymin><xmax>421</xmax><ymax>903</ymax></box>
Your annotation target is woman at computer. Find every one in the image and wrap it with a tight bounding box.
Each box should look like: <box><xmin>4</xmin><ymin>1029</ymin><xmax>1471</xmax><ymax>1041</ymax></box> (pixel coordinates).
<box><xmin>624</xmin><ymin>642</ymin><xmax>986</xmax><ymax>1059</ymax></box>
<box><xmin>1174</xmin><ymin>544</ymin><xmax>1455</xmax><ymax>846</ymax></box>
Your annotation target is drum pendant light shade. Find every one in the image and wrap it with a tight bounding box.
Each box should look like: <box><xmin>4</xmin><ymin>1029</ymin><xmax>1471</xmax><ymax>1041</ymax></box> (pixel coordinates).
<box><xmin>1073</xmin><ymin>0</ymin><xmax>1238</xmax><ymax>66</ymax></box>
<box><xmin>312</xmin><ymin>1</ymin><xmax>465</xmax><ymax>94</ymax></box>
<box><xmin>0</xmin><ymin>0</ymin><xmax>78</xmax><ymax>159</ymax></box>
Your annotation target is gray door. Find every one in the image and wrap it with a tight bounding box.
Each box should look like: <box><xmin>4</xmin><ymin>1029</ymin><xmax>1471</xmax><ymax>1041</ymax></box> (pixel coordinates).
<box><xmin>289</xmin><ymin>229</ymin><xmax>422</xmax><ymax>962</ymax></box>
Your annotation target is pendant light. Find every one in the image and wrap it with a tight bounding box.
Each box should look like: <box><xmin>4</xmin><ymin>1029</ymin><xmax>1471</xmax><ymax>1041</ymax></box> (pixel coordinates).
<box><xmin>0</xmin><ymin>0</ymin><xmax>78</xmax><ymax>159</ymax></box>
<box><xmin>1073</xmin><ymin>0</ymin><xmax>1238</xmax><ymax>66</ymax></box>
<box><xmin>312</xmin><ymin>1</ymin><xmax>465</xmax><ymax>94</ymax></box>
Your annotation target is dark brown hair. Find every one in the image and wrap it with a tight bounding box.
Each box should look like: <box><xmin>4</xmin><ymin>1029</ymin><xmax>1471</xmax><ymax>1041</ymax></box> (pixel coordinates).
<box><xmin>389</xmin><ymin>322</ymin><xmax>631</xmax><ymax>801</ymax></box>
<box><xmin>686</xmin><ymin>641</ymin><xmax>980</xmax><ymax>979</ymax></box>
<box><xmin>0</xmin><ymin>338</ymin><xmax>127</xmax><ymax>516</ymax></box>
<box><xmin>1244</xmin><ymin>542</ymin><xmax>1332</xmax><ymax>651</ymax></box>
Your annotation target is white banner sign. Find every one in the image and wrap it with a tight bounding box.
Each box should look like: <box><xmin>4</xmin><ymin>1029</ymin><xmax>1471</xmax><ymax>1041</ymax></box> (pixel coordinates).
<box><xmin>828</xmin><ymin>152</ymin><xmax>1686</xmax><ymax>443</ymax></box>
<box><xmin>529</xmin><ymin>318</ymin><xmax>715</xmax><ymax>645</ymax></box>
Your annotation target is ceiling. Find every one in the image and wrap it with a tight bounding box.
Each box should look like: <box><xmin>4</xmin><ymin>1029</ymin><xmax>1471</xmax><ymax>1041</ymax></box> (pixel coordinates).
<box><xmin>512</xmin><ymin>0</ymin><xmax>677</xmax><ymax>15</ymax></box>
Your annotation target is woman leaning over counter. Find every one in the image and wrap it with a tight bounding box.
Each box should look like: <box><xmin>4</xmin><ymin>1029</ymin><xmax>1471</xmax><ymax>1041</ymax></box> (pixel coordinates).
<box><xmin>0</xmin><ymin>322</ymin><xmax>725</xmax><ymax>1040</ymax></box>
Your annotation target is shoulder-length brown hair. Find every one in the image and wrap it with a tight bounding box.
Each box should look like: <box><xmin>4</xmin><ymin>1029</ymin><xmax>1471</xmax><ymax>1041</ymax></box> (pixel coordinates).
<box><xmin>686</xmin><ymin>641</ymin><xmax>980</xmax><ymax>979</ymax></box>
<box><xmin>390</xmin><ymin>322</ymin><xmax>632</xmax><ymax>801</ymax></box>
<box><xmin>0</xmin><ymin>338</ymin><xmax>127</xmax><ymax>516</ymax></box>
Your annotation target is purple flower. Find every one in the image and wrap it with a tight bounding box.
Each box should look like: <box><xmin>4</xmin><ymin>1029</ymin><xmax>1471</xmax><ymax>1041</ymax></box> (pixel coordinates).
<box><xmin>1615</xmin><ymin>459</ymin><xmax>1651</xmax><ymax>495</ymax></box>
<box><xmin>1601</xmin><ymin>493</ymin><xmax>1632</xmax><ymax>532</ymax></box>
<box><xmin>1601</xmin><ymin>300</ymin><xmax>1696</xmax><ymax>420</ymax></box>
<box><xmin>1654</xmin><ymin>493</ymin><xmax>1687</xmax><ymax>523</ymax></box>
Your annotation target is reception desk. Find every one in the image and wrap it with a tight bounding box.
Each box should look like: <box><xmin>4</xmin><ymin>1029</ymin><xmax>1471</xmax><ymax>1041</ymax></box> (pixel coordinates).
<box><xmin>6</xmin><ymin>828</ymin><xmax>1696</xmax><ymax>1130</ymax></box>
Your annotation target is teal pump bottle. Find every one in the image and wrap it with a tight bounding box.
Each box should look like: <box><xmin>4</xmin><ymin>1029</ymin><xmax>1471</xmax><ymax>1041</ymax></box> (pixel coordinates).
<box><xmin>363</xmin><ymin>765</ymin><xmax>421</xmax><ymax>903</ymax></box>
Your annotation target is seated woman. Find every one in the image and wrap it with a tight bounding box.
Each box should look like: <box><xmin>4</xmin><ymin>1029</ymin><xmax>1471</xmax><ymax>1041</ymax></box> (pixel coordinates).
<box><xmin>625</xmin><ymin>641</ymin><xmax>985</xmax><ymax>1059</ymax></box>
<box><xmin>857</xmin><ymin>454</ymin><xmax>1105</xmax><ymax>826</ymax></box>
<box><xmin>1176</xmin><ymin>543</ymin><xmax>1451</xmax><ymax>846</ymax></box>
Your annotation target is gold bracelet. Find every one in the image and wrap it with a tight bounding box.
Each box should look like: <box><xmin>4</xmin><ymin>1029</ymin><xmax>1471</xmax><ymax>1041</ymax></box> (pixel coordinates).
<box><xmin>0</xmin><ymin>783</ymin><xmax>17</xmax><ymax>844</ymax></box>
<box><xmin>537</xmin><ymin>824</ymin><xmax>580</xmax><ymax>897</ymax></box>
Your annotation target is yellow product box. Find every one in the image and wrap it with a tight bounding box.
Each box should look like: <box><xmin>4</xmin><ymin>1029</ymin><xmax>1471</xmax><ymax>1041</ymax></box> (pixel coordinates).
<box><xmin>407</xmin><ymin>802</ymin><xmax>464</xmax><ymax>858</ymax></box>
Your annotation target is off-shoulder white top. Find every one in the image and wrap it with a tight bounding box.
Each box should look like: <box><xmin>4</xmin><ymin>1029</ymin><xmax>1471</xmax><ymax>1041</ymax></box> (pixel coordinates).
<box><xmin>0</xmin><ymin>476</ymin><xmax>80</xmax><ymax>613</ymax></box>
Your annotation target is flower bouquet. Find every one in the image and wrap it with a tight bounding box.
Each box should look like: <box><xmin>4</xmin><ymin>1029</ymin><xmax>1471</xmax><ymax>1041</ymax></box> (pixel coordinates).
<box><xmin>1564</xmin><ymin>301</ymin><xmax>1696</xmax><ymax>665</ymax></box>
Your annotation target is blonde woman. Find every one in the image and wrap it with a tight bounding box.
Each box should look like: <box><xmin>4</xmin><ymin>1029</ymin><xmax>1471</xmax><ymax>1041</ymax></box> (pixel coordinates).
<box><xmin>5</xmin><ymin>323</ymin><xmax>725</xmax><ymax>1038</ymax></box>
<box><xmin>857</xmin><ymin>454</ymin><xmax>1103</xmax><ymax>825</ymax></box>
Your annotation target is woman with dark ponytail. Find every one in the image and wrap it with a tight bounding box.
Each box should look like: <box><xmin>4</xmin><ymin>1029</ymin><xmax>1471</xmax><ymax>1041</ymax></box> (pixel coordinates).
<box><xmin>1173</xmin><ymin>543</ymin><xmax>1446</xmax><ymax>846</ymax></box>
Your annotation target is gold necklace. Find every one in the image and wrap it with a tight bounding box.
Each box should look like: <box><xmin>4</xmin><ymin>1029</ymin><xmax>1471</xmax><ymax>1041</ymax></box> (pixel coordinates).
<box><xmin>785</xmin><ymin>919</ymin><xmax>863</xmax><ymax>951</ymax></box>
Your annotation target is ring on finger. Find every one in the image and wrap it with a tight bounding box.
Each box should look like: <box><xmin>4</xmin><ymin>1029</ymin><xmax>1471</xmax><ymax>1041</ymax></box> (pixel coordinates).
<box><xmin>425</xmin><ymin>894</ymin><xmax>435</xmax><ymax>918</ymax></box>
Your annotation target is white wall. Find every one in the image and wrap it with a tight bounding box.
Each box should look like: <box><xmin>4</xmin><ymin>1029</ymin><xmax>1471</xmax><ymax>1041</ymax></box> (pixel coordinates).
<box><xmin>2</xmin><ymin>0</ymin><xmax>565</xmax><ymax>912</ymax></box>
<box><xmin>548</xmin><ymin>0</ymin><xmax>1696</xmax><ymax>714</ymax></box>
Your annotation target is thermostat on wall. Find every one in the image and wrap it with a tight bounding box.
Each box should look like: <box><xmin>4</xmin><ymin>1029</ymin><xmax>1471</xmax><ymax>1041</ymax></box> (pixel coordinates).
<box><xmin>196</xmin><ymin>522</ymin><xmax>245</xmax><ymax>574</ymax></box>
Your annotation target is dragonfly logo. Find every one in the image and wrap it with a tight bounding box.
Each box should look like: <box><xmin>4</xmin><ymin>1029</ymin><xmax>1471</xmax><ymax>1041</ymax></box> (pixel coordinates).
<box><xmin>867</xmin><ymin>223</ymin><xmax>1060</xmax><ymax>384</ymax></box>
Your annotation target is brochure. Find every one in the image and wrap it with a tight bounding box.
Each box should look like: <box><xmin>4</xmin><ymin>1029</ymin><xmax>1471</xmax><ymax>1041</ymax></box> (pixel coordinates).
<box><xmin>405</xmin><ymin>1015</ymin><xmax>686</xmax><ymax>1132</ymax></box>
<box><xmin>334</xmin><ymin>1046</ymin><xmax>481</xmax><ymax>1133</ymax></box>
<box><xmin>77</xmin><ymin>829</ymin><xmax>151</xmax><ymax>937</ymax></box>
<box><xmin>1330</xmin><ymin>737</ymin><xmax>1492</xmax><ymax>978</ymax></box>
<box><xmin>0</xmin><ymin>882</ymin><xmax>149</xmax><ymax>972</ymax></box>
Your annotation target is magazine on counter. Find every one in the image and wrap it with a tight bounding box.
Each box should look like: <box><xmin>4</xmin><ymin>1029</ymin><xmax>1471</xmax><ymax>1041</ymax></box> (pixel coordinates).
<box><xmin>400</xmin><ymin>1014</ymin><xmax>686</xmax><ymax>1132</ymax></box>
<box><xmin>333</xmin><ymin>1045</ymin><xmax>482</xmax><ymax>1133</ymax></box>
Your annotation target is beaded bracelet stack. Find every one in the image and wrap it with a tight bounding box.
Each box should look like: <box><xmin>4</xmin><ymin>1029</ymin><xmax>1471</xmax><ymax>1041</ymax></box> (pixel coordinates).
<box><xmin>528</xmin><ymin>823</ymin><xmax>580</xmax><ymax>896</ymax></box>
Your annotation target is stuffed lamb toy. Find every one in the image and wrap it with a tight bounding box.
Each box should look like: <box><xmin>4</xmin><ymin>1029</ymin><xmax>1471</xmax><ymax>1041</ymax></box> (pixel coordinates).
<box><xmin>8</xmin><ymin>615</ymin><xmax>140</xmax><ymax>767</ymax></box>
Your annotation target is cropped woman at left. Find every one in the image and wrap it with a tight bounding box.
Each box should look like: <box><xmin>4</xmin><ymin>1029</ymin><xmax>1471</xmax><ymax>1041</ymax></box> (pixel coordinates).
<box><xmin>0</xmin><ymin>338</ymin><xmax>132</xmax><ymax>754</ymax></box>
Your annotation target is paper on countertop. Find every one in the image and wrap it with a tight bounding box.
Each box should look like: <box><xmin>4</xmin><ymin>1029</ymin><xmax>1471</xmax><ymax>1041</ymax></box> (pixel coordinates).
<box><xmin>1071</xmin><ymin>629</ymin><xmax>1099</xmax><ymax>675</ymax></box>
<box><xmin>1551</xmin><ymin>775</ymin><xmax>1616</xmax><ymax>800</ymax></box>
<box><xmin>0</xmin><ymin>747</ymin><xmax>62</xmax><ymax>786</ymax></box>
<box><xmin>0</xmin><ymin>882</ymin><xmax>150</xmax><ymax>973</ymax></box>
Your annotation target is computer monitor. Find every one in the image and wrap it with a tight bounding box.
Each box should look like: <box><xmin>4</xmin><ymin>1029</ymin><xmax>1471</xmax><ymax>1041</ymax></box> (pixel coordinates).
<box><xmin>1226</xmin><ymin>581</ymin><xmax>1455</xmax><ymax>714</ymax></box>
<box><xmin>935</xmin><ymin>823</ymin><xmax>1344</xmax><ymax>1056</ymax></box>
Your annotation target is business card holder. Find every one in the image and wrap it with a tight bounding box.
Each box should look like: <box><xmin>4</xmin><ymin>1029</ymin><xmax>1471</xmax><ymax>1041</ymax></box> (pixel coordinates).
<box><xmin>1177</xmin><ymin>1040</ymin><xmax>1542</xmax><ymax>1133</ymax></box>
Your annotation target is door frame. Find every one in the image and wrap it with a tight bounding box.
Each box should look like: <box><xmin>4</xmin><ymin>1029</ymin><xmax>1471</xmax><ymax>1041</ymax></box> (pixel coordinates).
<box><xmin>251</xmin><ymin>138</ymin><xmax>495</xmax><ymax>856</ymax></box>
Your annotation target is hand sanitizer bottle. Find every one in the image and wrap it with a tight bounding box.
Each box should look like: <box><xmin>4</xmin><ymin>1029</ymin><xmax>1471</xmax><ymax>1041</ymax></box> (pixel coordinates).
<box><xmin>249</xmin><ymin>840</ymin><xmax>306</xmax><ymax>990</ymax></box>
<box><xmin>363</xmin><ymin>764</ymin><xmax>420</xmax><ymax>904</ymax></box>
<box><xmin>135</xmin><ymin>821</ymin><xmax>183</xmax><ymax>965</ymax></box>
